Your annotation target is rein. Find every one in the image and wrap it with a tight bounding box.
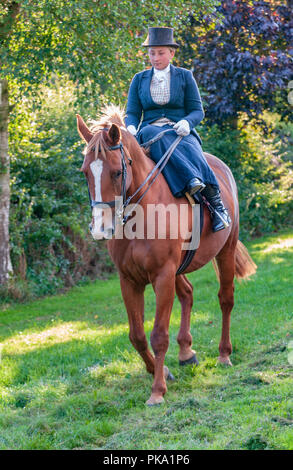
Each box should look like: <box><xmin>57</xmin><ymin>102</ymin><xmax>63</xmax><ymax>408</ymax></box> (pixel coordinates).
<box><xmin>88</xmin><ymin>129</ymin><xmax>182</xmax><ymax>225</ymax></box>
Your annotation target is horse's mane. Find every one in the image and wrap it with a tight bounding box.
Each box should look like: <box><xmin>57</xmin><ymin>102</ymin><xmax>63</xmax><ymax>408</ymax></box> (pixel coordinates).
<box><xmin>89</xmin><ymin>104</ymin><xmax>126</xmax><ymax>132</ymax></box>
<box><xmin>83</xmin><ymin>104</ymin><xmax>148</xmax><ymax>164</ymax></box>
<box><xmin>83</xmin><ymin>105</ymin><xmax>128</xmax><ymax>161</ymax></box>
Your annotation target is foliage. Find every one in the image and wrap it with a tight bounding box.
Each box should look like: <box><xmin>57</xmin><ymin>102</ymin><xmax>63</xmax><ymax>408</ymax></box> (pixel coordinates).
<box><xmin>1</xmin><ymin>0</ymin><xmax>219</xmax><ymax>103</ymax></box>
<box><xmin>178</xmin><ymin>0</ymin><xmax>293</xmax><ymax>126</ymax></box>
<box><xmin>264</xmin><ymin>111</ymin><xmax>293</xmax><ymax>164</ymax></box>
<box><xmin>0</xmin><ymin>232</ymin><xmax>292</xmax><ymax>449</ymax></box>
<box><xmin>199</xmin><ymin>114</ymin><xmax>293</xmax><ymax>237</ymax></box>
<box><xmin>7</xmin><ymin>78</ymin><xmax>114</xmax><ymax>300</ymax></box>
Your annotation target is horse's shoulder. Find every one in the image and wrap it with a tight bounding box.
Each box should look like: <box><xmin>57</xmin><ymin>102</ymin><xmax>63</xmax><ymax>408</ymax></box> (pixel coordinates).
<box><xmin>204</xmin><ymin>152</ymin><xmax>237</xmax><ymax>197</ymax></box>
<box><xmin>204</xmin><ymin>152</ymin><xmax>232</xmax><ymax>176</ymax></box>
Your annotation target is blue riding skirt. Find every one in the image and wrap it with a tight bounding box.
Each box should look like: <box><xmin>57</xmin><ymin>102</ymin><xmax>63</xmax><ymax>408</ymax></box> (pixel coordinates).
<box><xmin>137</xmin><ymin>124</ymin><xmax>219</xmax><ymax>198</ymax></box>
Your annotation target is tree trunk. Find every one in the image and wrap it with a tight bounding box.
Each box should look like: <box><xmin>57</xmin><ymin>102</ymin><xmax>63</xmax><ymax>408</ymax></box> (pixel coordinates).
<box><xmin>0</xmin><ymin>78</ymin><xmax>13</xmax><ymax>284</ymax></box>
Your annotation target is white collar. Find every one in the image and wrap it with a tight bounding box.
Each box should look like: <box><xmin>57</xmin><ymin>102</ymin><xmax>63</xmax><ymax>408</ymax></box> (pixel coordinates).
<box><xmin>153</xmin><ymin>64</ymin><xmax>171</xmax><ymax>76</ymax></box>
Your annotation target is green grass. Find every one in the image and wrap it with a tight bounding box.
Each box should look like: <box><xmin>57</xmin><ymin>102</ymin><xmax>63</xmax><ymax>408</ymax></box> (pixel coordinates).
<box><xmin>0</xmin><ymin>231</ymin><xmax>292</xmax><ymax>450</ymax></box>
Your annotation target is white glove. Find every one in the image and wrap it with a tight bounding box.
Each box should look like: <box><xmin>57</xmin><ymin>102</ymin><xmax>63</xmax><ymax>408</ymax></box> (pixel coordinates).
<box><xmin>173</xmin><ymin>119</ymin><xmax>190</xmax><ymax>136</ymax></box>
<box><xmin>127</xmin><ymin>125</ymin><xmax>137</xmax><ymax>136</ymax></box>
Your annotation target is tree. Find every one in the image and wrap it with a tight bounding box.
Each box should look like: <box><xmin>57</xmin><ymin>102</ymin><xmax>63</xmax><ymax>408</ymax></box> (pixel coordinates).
<box><xmin>0</xmin><ymin>78</ymin><xmax>13</xmax><ymax>283</ymax></box>
<box><xmin>0</xmin><ymin>2</ymin><xmax>20</xmax><ymax>284</ymax></box>
<box><xmin>178</xmin><ymin>0</ymin><xmax>293</xmax><ymax>128</ymax></box>
<box><xmin>0</xmin><ymin>0</ymin><xmax>219</xmax><ymax>284</ymax></box>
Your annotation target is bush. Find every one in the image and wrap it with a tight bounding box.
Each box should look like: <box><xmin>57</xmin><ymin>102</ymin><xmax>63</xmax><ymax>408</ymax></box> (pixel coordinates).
<box><xmin>199</xmin><ymin>114</ymin><xmax>293</xmax><ymax>237</ymax></box>
<box><xmin>6</xmin><ymin>78</ymin><xmax>114</xmax><ymax>302</ymax></box>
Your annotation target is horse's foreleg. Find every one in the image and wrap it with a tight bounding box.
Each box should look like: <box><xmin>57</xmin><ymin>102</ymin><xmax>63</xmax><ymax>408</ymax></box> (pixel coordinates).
<box><xmin>215</xmin><ymin>248</ymin><xmax>235</xmax><ymax>366</ymax></box>
<box><xmin>147</xmin><ymin>268</ymin><xmax>176</xmax><ymax>406</ymax></box>
<box><xmin>175</xmin><ymin>275</ymin><xmax>198</xmax><ymax>366</ymax></box>
<box><xmin>120</xmin><ymin>276</ymin><xmax>155</xmax><ymax>375</ymax></box>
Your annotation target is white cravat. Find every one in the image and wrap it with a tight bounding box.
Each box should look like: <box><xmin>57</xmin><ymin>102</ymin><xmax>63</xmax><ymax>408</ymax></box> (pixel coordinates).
<box><xmin>153</xmin><ymin>64</ymin><xmax>171</xmax><ymax>84</ymax></box>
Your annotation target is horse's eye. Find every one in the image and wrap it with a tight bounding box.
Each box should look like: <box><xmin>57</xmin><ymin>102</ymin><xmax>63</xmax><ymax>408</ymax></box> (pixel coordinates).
<box><xmin>113</xmin><ymin>170</ymin><xmax>122</xmax><ymax>179</ymax></box>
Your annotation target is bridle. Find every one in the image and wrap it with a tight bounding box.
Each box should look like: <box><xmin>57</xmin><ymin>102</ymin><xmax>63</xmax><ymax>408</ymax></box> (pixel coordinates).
<box><xmin>86</xmin><ymin>128</ymin><xmax>182</xmax><ymax>225</ymax></box>
<box><xmin>87</xmin><ymin>142</ymin><xmax>132</xmax><ymax>217</ymax></box>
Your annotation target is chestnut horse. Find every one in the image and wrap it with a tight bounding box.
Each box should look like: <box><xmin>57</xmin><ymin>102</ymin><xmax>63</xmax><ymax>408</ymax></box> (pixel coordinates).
<box><xmin>77</xmin><ymin>107</ymin><xmax>256</xmax><ymax>406</ymax></box>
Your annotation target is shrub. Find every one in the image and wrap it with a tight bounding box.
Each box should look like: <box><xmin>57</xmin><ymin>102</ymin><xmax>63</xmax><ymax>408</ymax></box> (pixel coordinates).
<box><xmin>7</xmin><ymin>78</ymin><xmax>114</xmax><ymax>302</ymax></box>
<box><xmin>199</xmin><ymin>115</ymin><xmax>293</xmax><ymax>237</ymax></box>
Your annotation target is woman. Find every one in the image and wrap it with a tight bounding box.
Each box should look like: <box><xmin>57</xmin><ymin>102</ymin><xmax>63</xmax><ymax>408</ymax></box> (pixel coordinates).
<box><xmin>125</xmin><ymin>27</ymin><xmax>230</xmax><ymax>232</ymax></box>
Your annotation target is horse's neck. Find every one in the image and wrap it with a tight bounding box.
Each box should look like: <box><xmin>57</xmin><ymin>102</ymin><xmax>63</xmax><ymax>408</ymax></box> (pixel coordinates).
<box><xmin>128</xmin><ymin>141</ymin><xmax>176</xmax><ymax>207</ymax></box>
<box><xmin>127</xmin><ymin>143</ymin><xmax>157</xmax><ymax>198</ymax></box>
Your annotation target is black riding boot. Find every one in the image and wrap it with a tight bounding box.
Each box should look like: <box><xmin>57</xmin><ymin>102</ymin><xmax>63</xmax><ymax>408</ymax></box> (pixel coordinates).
<box><xmin>201</xmin><ymin>184</ymin><xmax>231</xmax><ymax>232</ymax></box>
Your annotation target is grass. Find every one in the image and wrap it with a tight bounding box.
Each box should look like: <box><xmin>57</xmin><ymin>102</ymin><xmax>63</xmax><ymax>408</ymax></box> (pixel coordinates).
<box><xmin>0</xmin><ymin>230</ymin><xmax>292</xmax><ymax>450</ymax></box>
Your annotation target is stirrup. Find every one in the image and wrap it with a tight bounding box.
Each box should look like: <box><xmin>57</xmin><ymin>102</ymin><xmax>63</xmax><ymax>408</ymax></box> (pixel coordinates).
<box><xmin>214</xmin><ymin>208</ymin><xmax>230</xmax><ymax>228</ymax></box>
<box><xmin>185</xmin><ymin>192</ymin><xmax>196</xmax><ymax>206</ymax></box>
<box><xmin>212</xmin><ymin>208</ymin><xmax>231</xmax><ymax>232</ymax></box>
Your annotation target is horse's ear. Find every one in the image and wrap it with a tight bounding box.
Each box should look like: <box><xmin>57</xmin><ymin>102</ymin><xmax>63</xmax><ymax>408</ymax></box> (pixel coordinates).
<box><xmin>108</xmin><ymin>123</ymin><xmax>121</xmax><ymax>146</ymax></box>
<box><xmin>76</xmin><ymin>114</ymin><xmax>94</xmax><ymax>143</ymax></box>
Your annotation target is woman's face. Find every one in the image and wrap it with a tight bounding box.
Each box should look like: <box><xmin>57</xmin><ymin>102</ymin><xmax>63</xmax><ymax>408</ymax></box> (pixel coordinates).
<box><xmin>148</xmin><ymin>47</ymin><xmax>175</xmax><ymax>70</ymax></box>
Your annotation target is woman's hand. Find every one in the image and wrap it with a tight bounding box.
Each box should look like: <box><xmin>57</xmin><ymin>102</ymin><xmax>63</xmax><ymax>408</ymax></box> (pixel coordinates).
<box><xmin>173</xmin><ymin>120</ymin><xmax>190</xmax><ymax>136</ymax></box>
<box><xmin>127</xmin><ymin>125</ymin><xmax>137</xmax><ymax>136</ymax></box>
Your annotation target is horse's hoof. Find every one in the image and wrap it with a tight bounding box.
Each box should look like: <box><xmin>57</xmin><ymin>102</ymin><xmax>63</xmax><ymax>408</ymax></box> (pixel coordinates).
<box><xmin>218</xmin><ymin>356</ymin><xmax>233</xmax><ymax>367</ymax></box>
<box><xmin>163</xmin><ymin>365</ymin><xmax>175</xmax><ymax>381</ymax></box>
<box><xmin>179</xmin><ymin>352</ymin><xmax>199</xmax><ymax>367</ymax></box>
<box><xmin>146</xmin><ymin>394</ymin><xmax>165</xmax><ymax>406</ymax></box>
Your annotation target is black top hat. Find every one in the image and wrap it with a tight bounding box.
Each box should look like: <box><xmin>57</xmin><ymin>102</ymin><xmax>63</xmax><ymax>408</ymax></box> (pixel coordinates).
<box><xmin>142</xmin><ymin>27</ymin><xmax>179</xmax><ymax>48</ymax></box>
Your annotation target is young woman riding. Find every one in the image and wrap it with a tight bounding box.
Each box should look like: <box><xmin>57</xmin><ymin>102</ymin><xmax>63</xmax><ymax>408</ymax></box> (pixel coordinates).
<box><xmin>125</xmin><ymin>26</ymin><xmax>231</xmax><ymax>232</ymax></box>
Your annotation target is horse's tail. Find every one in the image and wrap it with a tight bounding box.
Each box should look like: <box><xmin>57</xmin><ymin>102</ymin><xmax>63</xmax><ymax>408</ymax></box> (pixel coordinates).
<box><xmin>212</xmin><ymin>240</ymin><xmax>257</xmax><ymax>281</ymax></box>
<box><xmin>235</xmin><ymin>240</ymin><xmax>257</xmax><ymax>279</ymax></box>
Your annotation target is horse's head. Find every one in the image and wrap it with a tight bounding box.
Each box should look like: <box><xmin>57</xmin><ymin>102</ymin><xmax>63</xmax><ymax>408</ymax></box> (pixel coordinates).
<box><xmin>77</xmin><ymin>114</ymin><xmax>133</xmax><ymax>240</ymax></box>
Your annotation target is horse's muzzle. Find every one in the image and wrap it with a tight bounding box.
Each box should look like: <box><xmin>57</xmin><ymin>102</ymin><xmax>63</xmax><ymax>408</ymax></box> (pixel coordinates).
<box><xmin>89</xmin><ymin>222</ymin><xmax>114</xmax><ymax>240</ymax></box>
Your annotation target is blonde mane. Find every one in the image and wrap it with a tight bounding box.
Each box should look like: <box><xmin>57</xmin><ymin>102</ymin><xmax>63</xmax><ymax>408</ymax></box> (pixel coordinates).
<box><xmin>83</xmin><ymin>105</ymin><xmax>127</xmax><ymax>161</ymax></box>
<box><xmin>89</xmin><ymin>104</ymin><xmax>126</xmax><ymax>133</ymax></box>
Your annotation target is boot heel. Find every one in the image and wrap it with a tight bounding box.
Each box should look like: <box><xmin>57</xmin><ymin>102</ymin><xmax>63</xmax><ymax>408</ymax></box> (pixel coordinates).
<box><xmin>214</xmin><ymin>209</ymin><xmax>230</xmax><ymax>229</ymax></box>
<box><xmin>201</xmin><ymin>185</ymin><xmax>231</xmax><ymax>232</ymax></box>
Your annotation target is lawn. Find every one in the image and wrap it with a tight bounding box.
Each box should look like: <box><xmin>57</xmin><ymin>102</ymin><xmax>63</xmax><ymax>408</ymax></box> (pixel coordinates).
<box><xmin>0</xmin><ymin>231</ymin><xmax>292</xmax><ymax>450</ymax></box>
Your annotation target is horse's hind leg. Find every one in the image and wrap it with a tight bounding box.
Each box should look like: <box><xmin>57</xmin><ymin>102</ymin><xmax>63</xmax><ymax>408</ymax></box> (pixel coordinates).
<box><xmin>176</xmin><ymin>274</ymin><xmax>199</xmax><ymax>366</ymax></box>
<box><xmin>120</xmin><ymin>276</ymin><xmax>155</xmax><ymax>375</ymax></box>
<box><xmin>215</xmin><ymin>244</ymin><xmax>236</xmax><ymax>366</ymax></box>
